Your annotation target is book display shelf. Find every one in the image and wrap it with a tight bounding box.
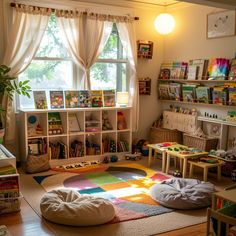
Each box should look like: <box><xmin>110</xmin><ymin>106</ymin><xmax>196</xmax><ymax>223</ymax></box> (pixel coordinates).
<box><xmin>0</xmin><ymin>145</ymin><xmax>21</xmax><ymax>215</ymax></box>
<box><xmin>19</xmin><ymin>107</ymin><xmax>132</xmax><ymax>167</ymax></box>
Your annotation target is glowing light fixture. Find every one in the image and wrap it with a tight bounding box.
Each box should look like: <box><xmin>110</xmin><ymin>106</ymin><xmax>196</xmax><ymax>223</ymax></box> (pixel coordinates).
<box><xmin>154</xmin><ymin>13</ymin><xmax>175</xmax><ymax>35</ymax></box>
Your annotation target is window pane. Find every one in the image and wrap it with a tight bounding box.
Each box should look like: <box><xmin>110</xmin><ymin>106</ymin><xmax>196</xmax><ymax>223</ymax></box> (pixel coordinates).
<box><xmin>99</xmin><ymin>24</ymin><xmax>127</xmax><ymax>60</ymax></box>
<box><xmin>90</xmin><ymin>62</ymin><xmax>127</xmax><ymax>91</ymax></box>
<box><xmin>19</xmin><ymin>60</ymin><xmax>73</xmax><ymax>90</ymax></box>
<box><xmin>36</xmin><ymin>15</ymin><xmax>68</xmax><ymax>58</ymax></box>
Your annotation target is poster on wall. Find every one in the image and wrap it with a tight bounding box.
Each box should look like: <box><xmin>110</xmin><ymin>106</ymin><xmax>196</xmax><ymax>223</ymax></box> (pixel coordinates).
<box><xmin>207</xmin><ymin>10</ymin><xmax>236</xmax><ymax>39</ymax></box>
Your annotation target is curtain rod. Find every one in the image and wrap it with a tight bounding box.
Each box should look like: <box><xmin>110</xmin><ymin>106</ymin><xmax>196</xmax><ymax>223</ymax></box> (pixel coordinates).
<box><xmin>10</xmin><ymin>2</ymin><xmax>139</xmax><ymax>20</ymax></box>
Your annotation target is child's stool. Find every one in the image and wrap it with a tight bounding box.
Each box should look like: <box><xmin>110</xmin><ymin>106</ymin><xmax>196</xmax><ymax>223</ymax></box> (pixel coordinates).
<box><xmin>189</xmin><ymin>158</ymin><xmax>225</xmax><ymax>182</ymax></box>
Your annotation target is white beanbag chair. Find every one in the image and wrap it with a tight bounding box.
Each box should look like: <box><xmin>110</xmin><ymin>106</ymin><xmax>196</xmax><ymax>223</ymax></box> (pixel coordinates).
<box><xmin>40</xmin><ymin>189</ymin><xmax>115</xmax><ymax>226</ymax></box>
<box><xmin>150</xmin><ymin>178</ymin><xmax>214</xmax><ymax>209</ymax></box>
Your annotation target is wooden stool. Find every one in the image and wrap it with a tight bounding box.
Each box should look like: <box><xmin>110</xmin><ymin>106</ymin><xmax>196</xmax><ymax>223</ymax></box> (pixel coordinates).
<box><xmin>189</xmin><ymin>160</ymin><xmax>225</xmax><ymax>182</ymax></box>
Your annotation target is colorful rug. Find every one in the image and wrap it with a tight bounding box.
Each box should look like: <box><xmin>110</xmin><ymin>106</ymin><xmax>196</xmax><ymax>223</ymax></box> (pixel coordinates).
<box><xmin>33</xmin><ymin>163</ymin><xmax>173</xmax><ymax>223</ymax></box>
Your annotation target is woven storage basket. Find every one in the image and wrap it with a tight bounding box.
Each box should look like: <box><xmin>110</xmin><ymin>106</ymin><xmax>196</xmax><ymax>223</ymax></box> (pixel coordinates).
<box><xmin>183</xmin><ymin>133</ymin><xmax>218</xmax><ymax>151</ymax></box>
<box><xmin>149</xmin><ymin>127</ymin><xmax>183</xmax><ymax>144</ymax></box>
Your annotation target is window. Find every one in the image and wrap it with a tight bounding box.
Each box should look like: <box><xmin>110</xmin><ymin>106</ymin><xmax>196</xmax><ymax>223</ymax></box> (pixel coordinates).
<box><xmin>90</xmin><ymin>24</ymin><xmax>129</xmax><ymax>92</ymax></box>
<box><xmin>18</xmin><ymin>19</ymin><xmax>129</xmax><ymax>109</ymax></box>
<box><xmin>18</xmin><ymin>15</ymin><xmax>74</xmax><ymax>109</ymax></box>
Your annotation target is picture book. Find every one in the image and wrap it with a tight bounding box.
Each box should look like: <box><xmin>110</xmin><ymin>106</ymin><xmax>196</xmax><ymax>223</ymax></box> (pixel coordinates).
<box><xmin>65</xmin><ymin>91</ymin><xmax>79</xmax><ymax>108</ymax></box>
<box><xmin>158</xmin><ymin>83</ymin><xmax>170</xmax><ymax>100</ymax></box>
<box><xmin>189</xmin><ymin>59</ymin><xmax>208</xmax><ymax>80</ymax></box>
<box><xmin>228</xmin><ymin>87</ymin><xmax>236</xmax><ymax>106</ymax></box>
<box><xmin>103</xmin><ymin>90</ymin><xmax>116</xmax><ymax>107</ymax></box>
<box><xmin>207</xmin><ymin>58</ymin><xmax>230</xmax><ymax>80</ymax></box>
<box><xmin>33</xmin><ymin>91</ymin><xmax>48</xmax><ymax>109</ymax></box>
<box><xmin>158</xmin><ymin>62</ymin><xmax>172</xmax><ymax>80</ymax></box>
<box><xmin>50</xmin><ymin>91</ymin><xmax>64</xmax><ymax>109</ymax></box>
<box><xmin>48</xmin><ymin>112</ymin><xmax>63</xmax><ymax>135</ymax></box>
<box><xmin>212</xmin><ymin>86</ymin><xmax>228</xmax><ymax>105</ymax></box>
<box><xmin>78</xmin><ymin>90</ymin><xmax>91</xmax><ymax>108</ymax></box>
<box><xmin>182</xmin><ymin>84</ymin><xmax>197</xmax><ymax>102</ymax></box>
<box><xmin>90</xmin><ymin>90</ymin><xmax>103</xmax><ymax>107</ymax></box>
<box><xmin>170</xmin><ymin>62</ymin><xmax>180</xmax><ymax>80</ymax></box>
<box><xmin>168</xmin><ymin>83</ymin><xmax>181</xmax><ymax>101</ymax></box>
<box><xmin>196</xmin><ymin>86</ymin><xmax>210</xmax><ymax>103</ymax></box>
<box><xmin>228</xmin><ymin>58</ymin><xmax>236</xmax><ymax>81</ymax></box>
<box><xmin>0</xmin><ymin>174</ymin><xmax>19</xmax><ymax>192</ymax></box>
<box><xmin>187</xmin><ymin>65</ymin><xmax>199</xmax><ymax>80</ymax></box>
<box><xmin>179</xmin><ymin>62</ymin><xmax>188</xmax><ymax>80</ymax></box>
<box><xmin>68</xmin><ymin>113</ymin><xmax>80</xmax><ymax>132</ymax></box>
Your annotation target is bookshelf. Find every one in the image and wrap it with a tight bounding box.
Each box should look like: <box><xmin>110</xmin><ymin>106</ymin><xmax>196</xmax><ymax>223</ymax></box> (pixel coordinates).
<box><xmin>19</xmin><ymin>107</ymin><xmax>132</xmax><ymax>167</ymax></box>
<box><xmin>139</xmin><ymin>77</ymin><xmax>151</xmax><ymax>95</ymax></box>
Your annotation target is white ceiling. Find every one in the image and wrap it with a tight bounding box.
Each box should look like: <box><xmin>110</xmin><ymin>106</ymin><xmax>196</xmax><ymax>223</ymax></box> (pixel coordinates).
<box><xmin>124</xmin><ymin>0</ymin><xmax>179</xmax><ymax>6</ymax></box>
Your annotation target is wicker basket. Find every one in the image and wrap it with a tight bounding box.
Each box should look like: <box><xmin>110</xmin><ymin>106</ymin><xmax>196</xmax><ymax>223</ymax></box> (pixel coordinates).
<box><xmin>183</xmin><ymin>133</ymin><xmax>218</xmax><ymax>151</ymax></box>
<box><xmin>149</xmin><ymin>127</ymin><xmax>183</xmax><ymax>144</ymax></box>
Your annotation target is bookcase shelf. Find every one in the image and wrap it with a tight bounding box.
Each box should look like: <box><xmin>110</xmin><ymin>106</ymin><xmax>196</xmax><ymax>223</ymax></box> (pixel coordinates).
<box><xmin>19</xmin><ymin>107</ymin><xmax>132</xmax><ymax>167</ymax></box>
<box><xmin>158</xmin><ymin>79</ymin><xmax>236</xmax><ymax>83</ymax></box>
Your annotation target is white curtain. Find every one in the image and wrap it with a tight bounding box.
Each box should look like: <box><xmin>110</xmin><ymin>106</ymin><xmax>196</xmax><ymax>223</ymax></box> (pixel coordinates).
<box><xmin>2</xmin><ymin>6</ymin><xmax>50</xmax><ymax>142</ymax></box>
<box><xmin>57</xmin><ymin>13</ymin><xmax>113</xmax><ymax>89</ymax></box>
<box><xmin>116</xmin><ymin>21</ymin><xmax>139</xmax><ymax>132</ymax></box>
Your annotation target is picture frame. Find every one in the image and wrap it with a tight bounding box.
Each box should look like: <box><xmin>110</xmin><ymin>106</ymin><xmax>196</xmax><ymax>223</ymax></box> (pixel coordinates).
<box><xmin>207</xmin><ymin>10</ymin><xmax>236</xmax><ymax>39</ymax></box>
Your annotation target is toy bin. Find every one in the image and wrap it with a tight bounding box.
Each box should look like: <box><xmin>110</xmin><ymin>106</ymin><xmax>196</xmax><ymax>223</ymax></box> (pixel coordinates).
<box><xmin>149</xmin><ymin>127</ymin><xmax>183</xmax><ymax>144</ymax></box>
<box><xmin>183</xmin><ymin>134</ymin><xmax>218</xmax><ymax>152</ymax></box>
<box><xmin>0</xmin><ymin>194</ymin><xmax>22</xmax><ymax>214</ymax></box>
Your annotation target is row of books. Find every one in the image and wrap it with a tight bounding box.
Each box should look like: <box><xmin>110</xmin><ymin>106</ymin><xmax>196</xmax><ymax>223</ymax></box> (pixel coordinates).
<box><xmin>49</xmin><ymin>141</ymin><xmax>68</xmax><ymax>159</ymax></box>
<box><xmin>159</xmin><ymin>58</ymin><xmax>236</xmax><ymax>81</ymax></box>
<box><xmin>33</xmin><ymin>89</ymin><xmax>116</xmax><ymax>109</ymax></box>
<box><xmin>159</xmin><ymin>83</ymin><xmax>236</xmax><ymax>105</ymax></box>
<box><xmin>28</xmin><ymin>138</ymin><xmax>47</xmax><ymax>155</ymax></box>
<box><xmin>0</xmin><ymin>174</ymin><xmax>19</xmax><ymax>199</ymax></box>
<box><xmin>69</xmin><ymin>140</ymin><xmax>84</xmax><ymax>157</ymax></box>
<box><xmin>102</xmin><ymin>138</ymin><xmax>116</xmax><ymax>153</ymax></box>
<box><xmin>117</xmin><ymin>141</ymin><xmax>129</xmax><ymax>152</ymax></box>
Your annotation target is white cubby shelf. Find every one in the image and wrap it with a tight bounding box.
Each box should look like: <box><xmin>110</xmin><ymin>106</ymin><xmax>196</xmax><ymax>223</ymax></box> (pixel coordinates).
<box><xmin>19</xmin><ymin>107</ymin><xmax>132</xmax><ymax>168</ymax></box>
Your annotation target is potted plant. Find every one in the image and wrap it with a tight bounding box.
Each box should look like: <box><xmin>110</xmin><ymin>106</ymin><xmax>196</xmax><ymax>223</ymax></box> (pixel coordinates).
<box><xmin>0</xmin><ymin>64</ymin><xmax>31</xmax><ymax>143</ymax></box>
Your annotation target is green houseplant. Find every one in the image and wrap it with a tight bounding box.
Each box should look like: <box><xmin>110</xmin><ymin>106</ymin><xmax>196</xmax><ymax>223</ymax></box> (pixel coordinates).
<box><xmin>0</xmin><ymin>65</ymin><xmax>31</xmax><ymax>140</ymax></box>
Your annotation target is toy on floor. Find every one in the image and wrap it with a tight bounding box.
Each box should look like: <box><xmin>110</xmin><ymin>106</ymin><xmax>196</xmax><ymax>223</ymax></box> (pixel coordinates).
<box><xmin>125</xmin><ymin>152</ymin><xmax>142</xmax><ymax>161</ymax></box>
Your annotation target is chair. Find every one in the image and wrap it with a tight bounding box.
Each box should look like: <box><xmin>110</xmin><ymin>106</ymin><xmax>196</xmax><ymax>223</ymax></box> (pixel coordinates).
<box><xmin>206</xmin><ymin>207</ymin><xmax>236</xmax><ymax>236</ymax></box>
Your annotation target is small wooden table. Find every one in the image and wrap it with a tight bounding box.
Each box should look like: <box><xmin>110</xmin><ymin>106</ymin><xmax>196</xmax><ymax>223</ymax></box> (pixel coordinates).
<box><xmin>165</xmin><ymin>150</ymin><xmax>208</xmax><ymax>178</ymax></box>
<box><xmin>189</xmin><ymin>159</ymin><xmax>225</xmax><ymax>182</ymax></box>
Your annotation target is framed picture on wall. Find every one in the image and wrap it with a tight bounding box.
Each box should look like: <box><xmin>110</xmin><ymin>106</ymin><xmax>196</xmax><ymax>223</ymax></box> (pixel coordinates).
<box><xmin>207</xmin><ymin>10</ymin><xmax>236</xmax><ymax>39</ymax></box>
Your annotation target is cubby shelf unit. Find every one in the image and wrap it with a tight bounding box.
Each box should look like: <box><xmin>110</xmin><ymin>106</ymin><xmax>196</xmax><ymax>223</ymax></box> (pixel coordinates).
<box><xmin>19</xmin><ymin>107</ymin><xmax>132</xmax><ymax>168</ymax></box>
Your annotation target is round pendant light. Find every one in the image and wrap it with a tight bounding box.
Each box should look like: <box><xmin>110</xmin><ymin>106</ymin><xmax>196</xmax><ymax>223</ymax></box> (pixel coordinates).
<box><xmin>154</xmin><ymin>13</ymin><xmax>175</xmax><ymax>35</ymax></box>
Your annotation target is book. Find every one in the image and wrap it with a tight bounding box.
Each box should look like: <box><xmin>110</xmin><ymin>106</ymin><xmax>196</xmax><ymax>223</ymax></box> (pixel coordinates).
<box><xmin>228</xmin><ymin>87</ymin><xmax>236</xmax><ymax>106</ymax></box>
<box><xmin>212</xmin><ymin>86</ymin><xmax>228</xmax><ymax>105</ymax></box>
<box><xmin>159</xmin><ymin>62</ymin><xmax>172</xmax><ymax>80</ymax></box>
<box><xmin>48</xmin><ymin>112</ymin><xmax>63</xmax><ymax>135</ymax></box>
<box><xmin>78</xmin><ymin>90</ymin><xmax>91</xmax><ymax>108</ymax></box>
<box><xmin>168</xmin><ymin>83</ymin><xmax>181</xmax><ymax>101</ymax></box>
<box><xmin>187</xmin><ymin>65</ymin><xmax>199</xmax><ymax>80</ymax></box>
<box><xmin>207</xmin><ymin>58</ymin><xmax>230</xmax><ymax>80</ymax></box>
<box><xmin>196</xmin><ymin>86</ymin><xmax>210</xmax><ymax>103</ymax></box>
<box><xmin>68</xmin><ymin>113</ymin><xmax>80</xmax><ymax>132</ymax></box>
<box><xmin>33</xmin><ymin>91</ymin><xmax>48</xmax><ymax>109</ymax></box>
<box><xmin>0</xmin><ymin>165</ymin><xmax>16</xmax><ymax>175</ymax></box>
<box><xmin>170</xmin><ymin>62</ymin><xmax>182</xmax><ymax>80</ymax></box>
<box><xmin>0</xmin><ymin>174</ymin><xmax>19</xmax><ymax>192</ymax></box>
<box><xmin>228</xmin><ymin>58</ymin><xmax>236</xmax><ymax>81</ymax></box>
<box><xmin>103</xmin><ymin>90</ymin><xmax>116</xmax><ymax>107</ymax></box>
<box><xmin>50</xmin><ymin>91</ymin><xmax>64</xmax><ymax>109</ymax></box>
<box><xmin>182</xmin><ymin>84</ymin><xmax>197</xmax><ymax>102</ymax></box>
<box><xmin>90</xmin><ymin>90</ymin><xmax>103</xmax><ymax>107</ymax></box>
<box><xmin>189</xmin><ymin>59</ymin><xmax>208</xmax><ymax>80</ymax></box>
<box><xmin>158</xmin><ymin>83</ymin><xmax>170</xmax><ymax>100</ymax></box>
<box><xmin>65</xmin><ymin>91</ymin><xmax>79</xmax><ymax>108</ymax></box>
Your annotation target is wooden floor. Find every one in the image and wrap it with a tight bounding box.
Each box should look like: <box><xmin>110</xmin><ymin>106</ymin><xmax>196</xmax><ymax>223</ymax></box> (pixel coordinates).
<box><xmin>0</xmin><ymin>197</ymin><xmax>207</xmax><ymax>236</ymax></box>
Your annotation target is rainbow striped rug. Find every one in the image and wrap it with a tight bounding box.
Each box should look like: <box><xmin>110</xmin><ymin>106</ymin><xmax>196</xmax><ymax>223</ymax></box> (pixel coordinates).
<box><xmin>33</xmin><ymin>163</ymin><xmax>173</xmax><ymax>223</ymax></box>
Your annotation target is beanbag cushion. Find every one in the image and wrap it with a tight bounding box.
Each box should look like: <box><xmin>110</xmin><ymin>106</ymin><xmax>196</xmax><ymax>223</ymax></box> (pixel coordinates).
<box><xmin>40</xmin><ymin>189</ymin><xmax>115</xmax><ymax>226</ymax></box>
<box><xmin>150</xmin><ymin>178</ymin><xmax>214</xmax><ymax>209</ymax></box>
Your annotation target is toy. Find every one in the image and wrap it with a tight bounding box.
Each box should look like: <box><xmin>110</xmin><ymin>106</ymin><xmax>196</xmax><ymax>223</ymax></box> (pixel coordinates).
<box><xmin>125</xmin><ymin>152</ymin><xmax>142</xmax><ymax>161</ymax></box>
<box><xmin>173</xmin><ymin>170</ymin><xmax>182</xmax><ymax>178</ymax></box>
<box><xmin>117</xmin><ymin>112</ymin><xmax>127</xmax><ymax>130</ymax></box>
<box><xmin>110</xmin><ymin>155</ymin><xmax>118</xmax><ymax>162</ymax></box>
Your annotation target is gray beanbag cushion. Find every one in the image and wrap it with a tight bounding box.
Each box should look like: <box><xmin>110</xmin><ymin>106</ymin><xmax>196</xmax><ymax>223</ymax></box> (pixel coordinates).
<box><xmin>40</xmin><ymin>189</ymin><xmax>115</xmax><ymax>226</ymax></box>
<box><xmin>150</xmin><ymin>178</ymin><xmax>214</xmax><ymax>209</ymax></box>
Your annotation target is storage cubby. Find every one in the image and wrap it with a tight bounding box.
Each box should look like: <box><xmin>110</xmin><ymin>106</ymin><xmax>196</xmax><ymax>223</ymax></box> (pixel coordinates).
<box><xmin>27</xmin><ymin>113</ymin><xmax>47</xmax><ymax>137</ymax></box>
<box><xmin>102</xmin><ymin>132</ymin><xmax>117</xmax><ymax>154</ymax></box>
<box><xmin>48</xmin><ymin>112</ymin><xmax>67</xmax><ymax>136</ymax></box>
<box><xmin>117</xmin><ymin>109</ymin><xmax>130</xmax><ymax>130</ymax></box>
<box><xmin>20</xmin><ymin>107</ymin><xmax>131</xmax><ymax>167</ymax></box>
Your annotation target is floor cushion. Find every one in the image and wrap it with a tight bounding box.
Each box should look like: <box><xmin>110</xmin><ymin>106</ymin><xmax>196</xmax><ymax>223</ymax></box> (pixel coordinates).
<box><xmin>40</xmin><ymin>189</ymin><xmax>115</xmax><ymax>226</ymax></box>
<box><xmin>150</xmin><ymin>178</ymin><xmax>214</xmax><ymax>209</ymax></box>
